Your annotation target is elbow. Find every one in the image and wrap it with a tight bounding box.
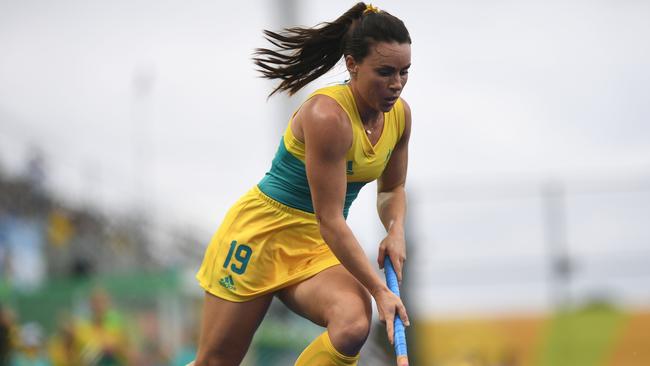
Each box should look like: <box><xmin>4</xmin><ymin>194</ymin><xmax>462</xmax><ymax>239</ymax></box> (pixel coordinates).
<box><xmin>315</xmin><ymin>211</ymin><xmax>346</xmax><ymax>241</ymax></box>
<box><xmin>377</xmin><ymin>185</ymin><xmax>406</xmax><ymax>204</ymax></box>
<box><xmin>378</xmin><ymin>183</ymin><xmax>406</xmax><ymax>195</ymax></box>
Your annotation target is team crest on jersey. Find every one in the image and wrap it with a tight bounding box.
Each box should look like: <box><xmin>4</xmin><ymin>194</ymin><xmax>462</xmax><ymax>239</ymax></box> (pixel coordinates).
<box><xmin>219</xmin><ymin>275</ymin><xmax>236</xmax><ymax>291</ymax></box>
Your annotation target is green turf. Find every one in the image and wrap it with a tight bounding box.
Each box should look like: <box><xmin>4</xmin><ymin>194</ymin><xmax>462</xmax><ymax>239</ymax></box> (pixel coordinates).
<box><xmin>536</xmin><ymin>304</ymin><xmax>626</xmax><ymax>366</ymax></box>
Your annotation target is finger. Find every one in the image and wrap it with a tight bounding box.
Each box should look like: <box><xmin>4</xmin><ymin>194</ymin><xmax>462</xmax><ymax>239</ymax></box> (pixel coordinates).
<box><xmin>398</xmin><ymin>303</ymin><xmax>410</xmax><ymax>327</ymax></box>
<box><xmin>377</xmin><ymin>246</ymin><xmax>387</xmax><ymax>269</ymax></box>
<box><xmin>386</xmin><ymin>312</ymin><xmax>394</xmax><ymax>345</ymax></box>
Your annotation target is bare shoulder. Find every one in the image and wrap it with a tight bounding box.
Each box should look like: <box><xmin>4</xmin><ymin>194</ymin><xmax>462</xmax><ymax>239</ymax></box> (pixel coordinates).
<box><xmin>294</xmin><ymin>94</ymin><xmax>353</xmax><ymax>152</ymax></box>
<box><xmin>399</xmin><ymin>97</ymin><xmax>411</xmax><ymax>124</ymax></box>
<box><xmin>398</xmin><ymin>97</ymin><xmax>412</xmax><ymax>140</ymax></box>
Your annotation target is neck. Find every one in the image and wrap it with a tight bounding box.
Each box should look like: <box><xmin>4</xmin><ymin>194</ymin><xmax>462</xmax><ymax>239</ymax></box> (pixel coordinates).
<box><xmin>348</xmin><ymin>82</ymin><xmax>381</xmax><ymax>125</ymax></box>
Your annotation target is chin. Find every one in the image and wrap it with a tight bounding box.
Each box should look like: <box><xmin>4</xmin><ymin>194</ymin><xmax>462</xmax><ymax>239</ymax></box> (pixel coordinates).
<box><xmin>379</xmin><ymin>102</ymin><xmax>396</xmax><ymax>112</ymax></box>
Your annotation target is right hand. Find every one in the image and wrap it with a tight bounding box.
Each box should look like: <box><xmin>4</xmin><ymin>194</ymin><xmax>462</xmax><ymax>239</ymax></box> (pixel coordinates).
<box><xmin>372</xmin><ymin>286</ymin><xmax>410</xmax><ymax>346</ymax></box>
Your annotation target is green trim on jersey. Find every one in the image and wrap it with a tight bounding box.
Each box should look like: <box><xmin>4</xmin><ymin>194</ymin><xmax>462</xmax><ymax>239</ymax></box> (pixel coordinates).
<box><xmin>258</xmin><ymin>138</ymin><xmax>367</xmax><ymax>219</ymax></box>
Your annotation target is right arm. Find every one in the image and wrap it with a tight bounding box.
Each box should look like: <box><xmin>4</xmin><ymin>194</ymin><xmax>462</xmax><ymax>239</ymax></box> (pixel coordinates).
<box><xmin>297</xmin><ymin>96</ymin><xmax>409</xmax><ymax>343</ymax></box>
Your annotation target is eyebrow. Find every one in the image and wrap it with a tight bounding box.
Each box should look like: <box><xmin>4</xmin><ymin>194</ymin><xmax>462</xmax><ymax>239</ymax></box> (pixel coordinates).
<box><xmin>376</xmin><ymin>64</ymin><xmax>411</xmax><ymax>69</ymax></box>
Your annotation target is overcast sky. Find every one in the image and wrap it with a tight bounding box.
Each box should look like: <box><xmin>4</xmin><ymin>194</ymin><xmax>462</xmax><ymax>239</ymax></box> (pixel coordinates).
<box><xmin>1</xmin><ymin>0</ymin><xmax>649</xmax><ymax>315</ymax></box>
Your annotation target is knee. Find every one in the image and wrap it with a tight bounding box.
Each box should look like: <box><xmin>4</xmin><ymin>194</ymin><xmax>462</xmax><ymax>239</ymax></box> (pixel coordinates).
<box><xmin>328</xmin><ymin>315</ymin><xmax>371</xmax><ymax>356</ymax></box>
<box><xmin>327</xmin><ymin>300</ymin><xmax>372</xmax><ymax>354</ymax></box>
<box><xmin>335</xmin><ymin>315</ymin><xmax>371</xmax><ymax>344</ymax></box>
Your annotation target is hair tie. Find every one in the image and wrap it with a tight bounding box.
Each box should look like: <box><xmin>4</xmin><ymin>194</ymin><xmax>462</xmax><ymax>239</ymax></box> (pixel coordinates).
<box><xmin>363</xmin><ymin>4</ymin><xmax>380</xmax><ymax>15</ymax></box>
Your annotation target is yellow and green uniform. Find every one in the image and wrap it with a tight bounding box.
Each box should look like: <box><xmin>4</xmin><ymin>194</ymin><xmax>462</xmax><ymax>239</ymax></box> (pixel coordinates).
<box><xmin>196</xmin><ymin>84</ymin><xmax>406</xmax><ymax>302</ymax></box>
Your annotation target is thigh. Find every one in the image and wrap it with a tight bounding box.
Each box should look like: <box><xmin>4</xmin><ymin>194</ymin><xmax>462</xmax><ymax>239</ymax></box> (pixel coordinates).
<box><xmin>195</xmin><ymin>291</ymin><xmax>273</xmax><ymax>366</ymax></box>
<box><xmin>277</xmin><ymin>264</ymin><xmax>372</xmax><ymax>327</ymax></box>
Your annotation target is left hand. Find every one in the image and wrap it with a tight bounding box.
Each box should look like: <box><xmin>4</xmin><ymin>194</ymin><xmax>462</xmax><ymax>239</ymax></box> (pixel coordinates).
<box><xmin>377</xmin><ymin>232</ymin><xmax>406</xmax><ymax>283</ymax></box>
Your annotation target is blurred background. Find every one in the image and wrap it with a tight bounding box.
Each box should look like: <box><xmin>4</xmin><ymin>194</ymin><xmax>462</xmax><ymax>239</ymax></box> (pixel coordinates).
<box><xmin>1</xmin><ymin>0</ymin><xmax>649</xmax><ymax>365</ymax></box>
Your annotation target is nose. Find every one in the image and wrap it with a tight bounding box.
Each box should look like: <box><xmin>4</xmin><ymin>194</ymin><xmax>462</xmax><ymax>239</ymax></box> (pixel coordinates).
<box><xmin>389</xmin><ymin>73</ymin><xmax>403</xmax><ymax>92</ymax></box>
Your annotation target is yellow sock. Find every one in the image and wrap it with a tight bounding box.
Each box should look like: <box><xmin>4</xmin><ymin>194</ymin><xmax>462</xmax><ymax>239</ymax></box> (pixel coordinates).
<box><xmin>294</xmin><ymin>331</ymin><xmax>360</xmax><ymax>366</ymax></box>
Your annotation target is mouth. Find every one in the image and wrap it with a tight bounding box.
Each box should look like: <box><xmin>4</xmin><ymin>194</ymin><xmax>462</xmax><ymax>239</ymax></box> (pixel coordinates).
<box><xmin>384</xmin><ymin>96</ymin><xmax>399</xmax><ymax>104</ymax></box>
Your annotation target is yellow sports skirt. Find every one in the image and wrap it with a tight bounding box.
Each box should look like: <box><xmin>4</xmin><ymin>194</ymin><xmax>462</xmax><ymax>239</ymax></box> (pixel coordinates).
<box><xmin>196</xmin><ymin>185</ymin><xmax>341</xmax><ymax>302</ymax></box>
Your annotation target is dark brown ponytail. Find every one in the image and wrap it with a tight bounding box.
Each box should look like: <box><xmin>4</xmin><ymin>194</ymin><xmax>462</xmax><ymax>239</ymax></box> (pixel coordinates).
<box><xmin>254</xmin><ymin>2</ymin><xmax>411</xmax><ymax>97</ymax></box>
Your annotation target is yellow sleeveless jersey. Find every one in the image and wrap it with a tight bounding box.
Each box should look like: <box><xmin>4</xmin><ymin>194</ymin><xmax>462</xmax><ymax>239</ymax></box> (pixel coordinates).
<box><xmin>258</xmin><ymin>83</ymin><xmax>406</xmax><ymax>218</ymax></box>
<box><xmin>197</xmin><ymin>83</ymin><xmax>406</xmax><ymax>302</ymax></box>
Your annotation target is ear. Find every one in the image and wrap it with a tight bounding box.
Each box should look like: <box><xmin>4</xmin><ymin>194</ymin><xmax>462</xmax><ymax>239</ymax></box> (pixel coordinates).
<box><xmin>345</xmin><ymin>55</ymin><xmax>358</xmax><ymax>75</ymax></box>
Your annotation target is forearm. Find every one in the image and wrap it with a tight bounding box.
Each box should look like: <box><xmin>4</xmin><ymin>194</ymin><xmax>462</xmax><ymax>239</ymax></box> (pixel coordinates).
<box><xmin>318</xmin><ymin>217</ymin><xmax>388</xmax><ymax>295</ymax></box>
<box><xmin>377</xmin><ymin>185</ymin><xmax>407</xmax><ymax>236</ymax></box>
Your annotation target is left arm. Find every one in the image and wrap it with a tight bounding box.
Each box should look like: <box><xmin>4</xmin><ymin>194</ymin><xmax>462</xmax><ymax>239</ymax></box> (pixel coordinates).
<box><xmin>377</xmin><ymin>99</ymin><xmax>412</xmax><ymax>282</ymax></box>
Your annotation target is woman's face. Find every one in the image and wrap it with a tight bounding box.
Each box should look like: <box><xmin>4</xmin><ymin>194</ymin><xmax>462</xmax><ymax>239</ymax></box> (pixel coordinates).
<box><xmin>347</xmin><ymin>42</ymin><xmax>411</xmax><ymax>113</ymax></box>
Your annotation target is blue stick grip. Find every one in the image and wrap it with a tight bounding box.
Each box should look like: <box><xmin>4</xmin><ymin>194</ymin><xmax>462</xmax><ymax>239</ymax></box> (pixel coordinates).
<box><xmin>384</xmin><ymin>257</ymin><xmax>408</xmax><ymax>358</ymax></box>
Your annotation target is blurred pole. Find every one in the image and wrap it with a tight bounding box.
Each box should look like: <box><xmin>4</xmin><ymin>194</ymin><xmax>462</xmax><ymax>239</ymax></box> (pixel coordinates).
<box><xmin>542</xmin><ymin>181</ymin><xmax>572</xmax><ymax>311</ymax></box>
<box><xmin>82</xmin><ymin>161</ymin><xmax>102</xmax><ymax>211</ymax></box>
<box><xmin>272</xmin><ymin>0</ymin><xmax>300</xmax><ymax>131</ymax></box>
<box><xmin>273</xmin><ymin>0</ymin><xmax>298</xmax><ymax>31</ymax></box>
<box><xmin>131</xmin><ymin>64</ymin><xmax>156</xmax><ymax>218</ymax></box>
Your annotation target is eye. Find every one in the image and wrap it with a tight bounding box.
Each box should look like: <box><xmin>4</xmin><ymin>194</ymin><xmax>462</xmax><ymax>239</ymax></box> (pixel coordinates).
<box><xmin>376</xmin><ymin>68</ymin><xmax>394</xmax><ymax>77</ymax></box>
<box><xmin>400</xmin><ymin>69</ymin><xmax>409</xmax><ymax>76</ymax></box>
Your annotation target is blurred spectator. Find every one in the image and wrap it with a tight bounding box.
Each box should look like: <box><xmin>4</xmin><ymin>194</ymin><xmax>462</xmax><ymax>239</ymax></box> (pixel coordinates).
<box><xmin>47</xmin><ymin>314</ymin><xmax>82</xmax><ymax>366</ymax></box>
<box><xmin>46</xmin><ymin>208</ymin><xmax>74</xmax><ymax>250</ymax></box>
<box><xmin>1</xmin><ymin>158</ymin><xmax>203</xmax><ymax>365</ymax></box>
<box><xmin>10</xmin><ymin>322</ymin><xmax>50</xmax><ymax>366</ymax></box>
<box><xmin>44</xmin><ymin>207</ymin><xmax>75</xmax><ymax>276</ymax></box>
<box><xmin>67</xmin><ymin>213</ymin><xmax>103</xmax><ymax>279</ymax></box>
<box><xmin>0</xmin><ymin>304</ymin><xmax>14</xmax><ymax>366</ymax></box>
<box><xmin>133</xmin><ymin>311</ymin><xmax>167</xmax><ymax>366</ymax></box>
<box><xmin>74</xmin><ymin>288</ymin><xmax>130</xmax><ymax>366</ymax></box>
<box><xmin>3</xmin><ymin>216</ymin><xmax>46</xmax><ymax>292</ymax></box>
<box><xmin>23</xmin><ymin>148</ymin><xmax>46</xmax><ymax>196</ymax></box>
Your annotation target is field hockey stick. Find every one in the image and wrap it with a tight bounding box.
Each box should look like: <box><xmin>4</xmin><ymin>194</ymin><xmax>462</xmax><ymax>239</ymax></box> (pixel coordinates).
<box><xmin>384</xmin><ymin>257</ymin><xmax>409</xmax><ymax>366</ymax></box>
